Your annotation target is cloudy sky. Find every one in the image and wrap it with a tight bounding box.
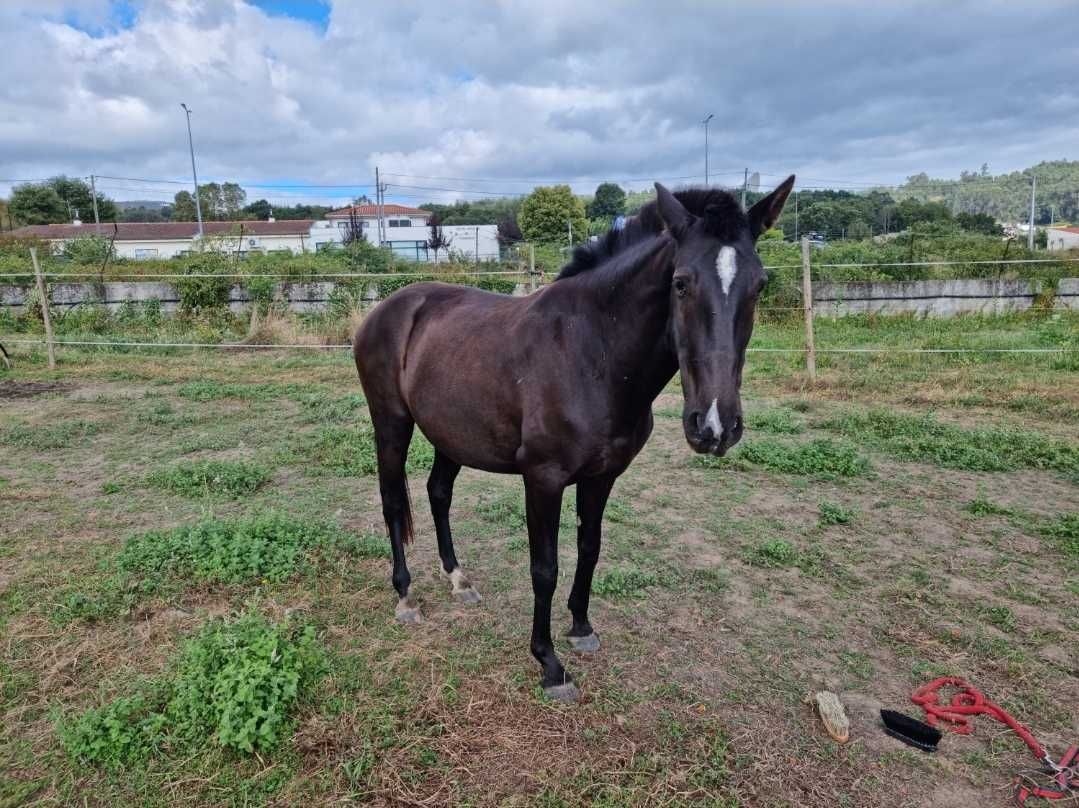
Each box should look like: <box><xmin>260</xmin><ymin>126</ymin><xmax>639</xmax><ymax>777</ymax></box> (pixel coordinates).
<box><xmin>1</xmin><ymin>0</ymin><xmax>1077</xmax><ymax>208</ymax></box>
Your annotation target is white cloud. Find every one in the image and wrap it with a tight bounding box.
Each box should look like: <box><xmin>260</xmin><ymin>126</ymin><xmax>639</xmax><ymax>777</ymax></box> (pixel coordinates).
<box><xmin>1</xmin><ymin>0</ymin><xmax>1077</xmax><ymax>207</ymax></box>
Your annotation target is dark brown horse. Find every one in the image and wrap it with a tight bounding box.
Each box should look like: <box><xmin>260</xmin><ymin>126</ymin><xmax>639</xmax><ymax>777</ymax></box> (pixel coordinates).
<box><xmin>353</xmin><ymin>178</ymin><xmax>794</xmax><ymax>701</ymax></box>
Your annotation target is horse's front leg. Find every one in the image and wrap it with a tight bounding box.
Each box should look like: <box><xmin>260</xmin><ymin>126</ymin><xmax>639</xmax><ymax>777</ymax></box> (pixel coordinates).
<box><xmin>523</xmin><ymin>474</ymin><xmax>576</xmax><ymax>701</ymax></box>
<box><xmin>566</xmin><ymin>474</ymin><xmax>615</xmax><ymax>653</ymax></box>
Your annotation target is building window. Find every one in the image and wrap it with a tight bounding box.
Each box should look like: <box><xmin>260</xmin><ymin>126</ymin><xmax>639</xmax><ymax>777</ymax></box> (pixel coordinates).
<box><xmin>134</xmin><ymin>248</ymin><xmax>159</xmax><ymax>260</ymax></box>
<box><xmin>336</xmin><ymin>221</ymin><xmax>349</xmax><ymax>230</ymax></box>
<box><xmin>388</xmin><ymin>218</ymin><xmax>412</xmax><ymax>228</ymax></box>
<box><xmin>388</xmin><ymin>241</ymin><xmax>429</xmax><ymax>262</ymax></box>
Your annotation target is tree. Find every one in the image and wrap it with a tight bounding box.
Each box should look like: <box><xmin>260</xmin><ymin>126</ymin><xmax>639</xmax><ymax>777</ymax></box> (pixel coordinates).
<box><xmin>45</xmin><ymin>176</ymin><xmax>117</xmax><ymax>222</ymax></box>
<box><xmin>342</xmin><ymin>207</ymin><xmax>366</xmax><ymax>245</ymax></box>
<box><xmin>496</xmin><ymin>215</ymin><xmax>522</xmax><ymax>246</ymax></box>
<box><xmin>956</xmin><ymin>211</ymin><xmax>1002</xmax><ymax>236</ymax></box>
<box><xmin>172</xmin><ymin>190</ymin><xmax>197</xmax><ymax>221</ymax></box>
<box><xmin>9</xmin><ymin>183</ymin><xmax>67</xmax><ymax>225</ymax></box>
<box><xmin>244</xmin><ymin>199</ymin><xmax>273</xmax><ymax>221</ymax></box>
<box><xmin>9</xmin><ymin>177</ymin><xmax>117</xmax><ymax>225</ymax></box>
<box><xmin>221</xmin><ymin>182</ymin><xmax>246</xmax><ymax>218</ymax></box>
<box><xmin>427</xmin><ymin>213</ymin><xmax>452</xmax><ymax>262</ymax></box>
<box><xmin>588</xmin><ymin>182</ymin><xmax>626</xmax><ymax>219</ymax></box>
<box><xmin>518</xmin><ymin>185</ymin><xmax>588</xmax><ymax>245</ymax></box>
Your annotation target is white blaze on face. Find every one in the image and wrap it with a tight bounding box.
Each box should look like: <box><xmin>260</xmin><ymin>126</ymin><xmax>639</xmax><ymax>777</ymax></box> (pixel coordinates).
<box><xmin>716</xmin><ymin>246</ymin><xmax>738</xmax><ymax>296</ymax></box>
<box><xmin>704</xmin><ymin>398</ymin><xmax>722</xmax><ymax>437</ymax></box>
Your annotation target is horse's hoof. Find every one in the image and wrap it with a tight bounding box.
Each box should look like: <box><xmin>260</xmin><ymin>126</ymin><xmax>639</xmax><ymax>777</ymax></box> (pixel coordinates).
<box><xmin>453</xmin><ymin>587</ymin><xmax>482</xmax><ymax>605</ymax></box>
<box><xmin>568</xmin><ymin>632</ymin><xmax>600</xmax><ymax>653</ymax></box>
<box><xmin>395</xmin><ymin>597</ymin><xmax>423</xmax><ymax>624</ymax></box>
<box><xmin>543</xmin><ymin>681</ymin><xmax>580</xmax><ymax>703</ymax></box>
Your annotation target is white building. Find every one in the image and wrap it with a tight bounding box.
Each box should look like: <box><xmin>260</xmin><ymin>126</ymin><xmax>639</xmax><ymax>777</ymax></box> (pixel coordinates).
<box><xmin>1046</xmin><ymin>226</ymin><xmax>1079</xmax><ymax>252</ymax></box>
<box><xmin>317</xmin><ymin>203</ymin><xmax>501</xmax><ymax>262</ymax></box>
<box><xmin>14</xmin><ymin>204</ymin><xmax>503</xmax><ymax>263</ymax></box>
<box><xmin>12</xmin><ymin>219</ymin><xmax>315</xmax><ymax>260</ymax></box>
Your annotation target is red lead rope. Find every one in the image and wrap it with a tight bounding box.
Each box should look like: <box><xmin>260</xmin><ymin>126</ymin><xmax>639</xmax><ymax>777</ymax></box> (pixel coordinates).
<box><xmin>912</xmin><ymin>677</ymin><xmax>1078</xmax><ymax>804</ymax></box>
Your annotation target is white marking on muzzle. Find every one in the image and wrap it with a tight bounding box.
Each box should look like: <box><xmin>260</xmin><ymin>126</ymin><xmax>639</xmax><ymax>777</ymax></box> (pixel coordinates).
<box><xmin>716</xmin><ymin>246</ymin><xmax>737</xmax><ymax>296</ymax></box>
<box><xmin>704</xmin><ymin>398</ymin><xmax>722</xmax><ymax>437</ymax></box>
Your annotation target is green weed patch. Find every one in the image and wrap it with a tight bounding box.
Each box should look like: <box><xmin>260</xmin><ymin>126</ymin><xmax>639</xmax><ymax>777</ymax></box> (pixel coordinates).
<box><xmin>55</xmin><ymin>513</ymin><xmax>357</xmax><ymax>624</ymax></box>
<box><xmin>818</xmin><ymin>500</ymin><xmax>856</xmax><ymax>526</ymax></box>
<box><xmin>148</xmin><ymin>460</ymin><xmax>272</xmax><ymax>498</ymax></box>
<box><xmin>176</xmin><ymin>381</ymin><xmax>306</xmax><ymax>401</ymax></box>
<box><xmin>1039</xmin><ymin>513</ymin><xmax>1078</xmax><ymax>561</ymax></box>
<box><xmin>730</xmin><ymin>439</ymin><xmax>869</xmax><ymax>478</ymax></box>
<box><xmin>116</xmin><ymin>511</ymin><xmax>351</xmax><ymax>584</ymax></box>
<box><xmin>59</xmin><ymin>611</ymin><xmax>325</xmax><ymax>767</ymax></box>
<box><xmin>298</xmin><ymin>425</ymin><xmax>433</xmax><ymax>476</ymax></box>
<box><xmin>1</xmin><ymin>420</ymin><xmax>98</xmax><ymax>450</ymax></box>
<box><xmin>824</xmin><ymin>409</ymin><xmax>1079</xmax><ymax>474</ymax></box>
<box><xmin>967</xmin><ymin>497</ymin><xmax>1016</xmax><ymax>517</ymax></box>
<box><xmin>744</xmin><ymin>539</ymin><xmax>799</xmax><ymax>568</ymax></box>
<box><xmin>746</xmin><ymin>408</ymin><xmax>804</xmax><ymax>435</ymax></box>
<box><xmin>592</xmin><ymin>566</ymin><xmax>660</xmax><ymax>598</ymax></box>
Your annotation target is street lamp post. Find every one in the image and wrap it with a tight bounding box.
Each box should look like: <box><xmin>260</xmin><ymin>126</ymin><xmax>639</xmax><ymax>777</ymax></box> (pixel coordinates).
<box><xmin>702</xmin><ymin>113</ymin><xmax>714</xmax><ymax>185</ymax></box>
<box><xmin>180</xmin><ymin>103</ymin><xmax>204</xmax><ymax>238</ymax></box>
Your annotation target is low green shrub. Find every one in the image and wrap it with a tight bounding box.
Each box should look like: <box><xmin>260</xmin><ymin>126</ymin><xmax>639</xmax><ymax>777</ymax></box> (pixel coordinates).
<box><xmin>300</xmin><ymin>425</ymin><xmax>433</xmax><ymax>476</ymax></box>
<box><xmin>148</xmin><ymin>460</ymin><xmax>271</xmax><ymax>498</ymax></box>
<box><xmin>176</xmin><ymin>380</ymin><xmax>305</xmax><ymax>401</ymax></box>
<box><xmin>59</xmin><ymin>611</ymin><xmax>325</xmax><ymax>766</ymax></box>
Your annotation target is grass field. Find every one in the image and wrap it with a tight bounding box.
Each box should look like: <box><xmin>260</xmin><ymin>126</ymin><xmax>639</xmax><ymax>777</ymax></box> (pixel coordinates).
<box><xmin>1</xmin><ymin>312</ymin><xmax>1077</xmax><ymax>807</ymax></box>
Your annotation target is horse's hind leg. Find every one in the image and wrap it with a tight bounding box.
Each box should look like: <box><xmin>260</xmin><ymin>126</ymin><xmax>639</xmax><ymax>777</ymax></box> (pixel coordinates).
<box><xmin>372</xmin><ymin>412</ymin><xmax>421</xmax><ymax>623</ymax></box>
<box><xmin>566</xmin><ymin>474</ymin><xmax>615</xmax><ymax>654</ymax></box>
<box><xmin>427</xmin><ymin>450</ymin><xmax>481</xmax><ymax>604</ymax></box>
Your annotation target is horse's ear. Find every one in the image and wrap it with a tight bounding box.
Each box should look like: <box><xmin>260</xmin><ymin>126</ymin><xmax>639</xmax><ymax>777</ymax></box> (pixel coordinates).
<box><xmin>748</xmin><ymin>175</ymin><xmax>795</xmax><ymax>240</ymax></box>
<box><xmin>655</xmin><ymin>182</ymin><xmax>692</xmax><ymax>237</ymax></box>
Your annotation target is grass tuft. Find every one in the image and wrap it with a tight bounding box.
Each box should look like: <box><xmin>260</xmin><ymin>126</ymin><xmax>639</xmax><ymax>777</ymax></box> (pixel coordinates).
<box><xmin>59</xmin><ymin>611</ymin><xmax>325</xmax><ymax>766</ymax></box>
<box><xmin>147</xmin><ymin>460</ymin><xmax>272</xmax><ymax>498</ymax></box>
<box><xmin>295</xmin><ymin>425</ymin><xmax>433</xmax><ymax>476</ymax></box>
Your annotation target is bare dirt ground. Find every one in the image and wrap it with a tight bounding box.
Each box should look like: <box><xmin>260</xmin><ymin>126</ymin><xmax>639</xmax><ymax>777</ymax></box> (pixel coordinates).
<box><xmin>0</xmin><ymin>337</ymin><xmax>1076</xmax><ymax>807</ymax></box>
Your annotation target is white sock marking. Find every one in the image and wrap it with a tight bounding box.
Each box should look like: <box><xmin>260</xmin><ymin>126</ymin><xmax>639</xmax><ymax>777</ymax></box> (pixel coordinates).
<box><xmin>704</xmin><ymin>398</ymin><xmax>722</xmax><ymax>436</ymax></box>
<box><xmin>716</xmin><ymin>246</ymin><xmax>737</xmax><ymax>295</ymax></box>
<box><xmin>449</xmin><ymin>567</ymin><xmax>470</xmax><ymax>591</ymax></box>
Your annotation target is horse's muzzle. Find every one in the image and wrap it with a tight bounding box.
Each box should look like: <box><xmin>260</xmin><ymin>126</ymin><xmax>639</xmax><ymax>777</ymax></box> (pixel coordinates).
<box><xmin>686</xmin><ymin>412</ymin><xmax>744</xmax><ymax>456</ymax></box>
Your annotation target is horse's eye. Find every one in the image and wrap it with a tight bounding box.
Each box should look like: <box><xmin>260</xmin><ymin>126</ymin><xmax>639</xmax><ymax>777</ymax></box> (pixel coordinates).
<box><xmin>673</xmin><ymin>277</ymin><xmax>688</xmax><ymax>297</ymax></box>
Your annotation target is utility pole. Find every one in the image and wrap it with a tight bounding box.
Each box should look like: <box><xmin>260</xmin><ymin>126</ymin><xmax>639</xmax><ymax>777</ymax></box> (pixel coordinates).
<box><xmin>474</xmin><ymin>227</ymin><xmax>479</xmax><ymax>261</ymax></box>
<box><xmin>180</xmin><ymin>103</ymin><xmax>204</xmax><ymax>237</ymax></box>
<box><xmin>567</xmin><ymin>218</ymin><xmax>573</xmax><ymax>248</ymax></box>
<box><xmin>89</xmin><ymin>174</ymin><xmax>101</xmax><ymax>235</ymax></box>
<box><xmin>794</xmin><ymin>192</ymin><xmax>799</xmax><ymax>241</ymax></box>
<box><xmin>1027</xmin><ymin>174</ymin><xmax>1036</xmax><ymax>250</ymax></box>
<box><xmin>702</xmin><ymin>113</ymin><xmax>714</xmax><ymax>185</ymax></box>
<box><xmin>741</xmin><ymin>167</ymin><xmax>748</xmax><ymax>209</ymax></box>
<box><xmin>375</xmin><ymin>167</ymin><xmax>382</xmax><ymax>245</ymax></box>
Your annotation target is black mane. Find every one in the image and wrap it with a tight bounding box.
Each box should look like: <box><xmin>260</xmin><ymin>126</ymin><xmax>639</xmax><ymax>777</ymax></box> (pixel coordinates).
<box><xmin>557</xmin><ymin>187</ymin><xmax>747</xmax><ymax>280</ymax></box>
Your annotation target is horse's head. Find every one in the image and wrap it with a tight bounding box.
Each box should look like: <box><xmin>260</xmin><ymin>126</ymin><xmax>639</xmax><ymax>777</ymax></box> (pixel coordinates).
<box><xmin>654</xmin><ymin>176</ymin><xmax>794</xmax><ymax>456</ymax></box>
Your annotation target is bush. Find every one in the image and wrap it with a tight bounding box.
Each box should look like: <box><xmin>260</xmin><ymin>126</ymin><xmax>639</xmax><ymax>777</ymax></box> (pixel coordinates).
<box><xmin>61</xmin><ymin>235</ymin><xmax>114</xmax><ymax>265</ymax></box>
<box><xmin>744</xmin><ymin>539</ymin><xmax>799</xmax><ymax>568</ymax></box>
<box><xmin>174</xmin><ymin>252</ymin><xmax>232</xmax><ymax>314</ymax></box>
<box><xmin>719</xmin><ymin>439</ymin><xmax>869</xmax><ymax>478</ymax></box>
<box><xmin>818</xmin><ymin>500</ymin><xmax>855</xmax><ymax>526</ymax></box>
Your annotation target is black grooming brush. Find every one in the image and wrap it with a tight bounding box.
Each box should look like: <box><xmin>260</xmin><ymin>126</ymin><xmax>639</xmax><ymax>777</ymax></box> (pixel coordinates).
<box><xmin>880</xmin><ymin>709</ymin><xmax>942</xmax><ymax>753</ymax></box>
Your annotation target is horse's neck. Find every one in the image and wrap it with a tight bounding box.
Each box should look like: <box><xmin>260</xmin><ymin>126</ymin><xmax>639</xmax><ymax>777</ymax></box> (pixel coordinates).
<box><xmin>588</xmin><ymin>237</ymin><xmax>679</xmax><ymax>407</ymax></box>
